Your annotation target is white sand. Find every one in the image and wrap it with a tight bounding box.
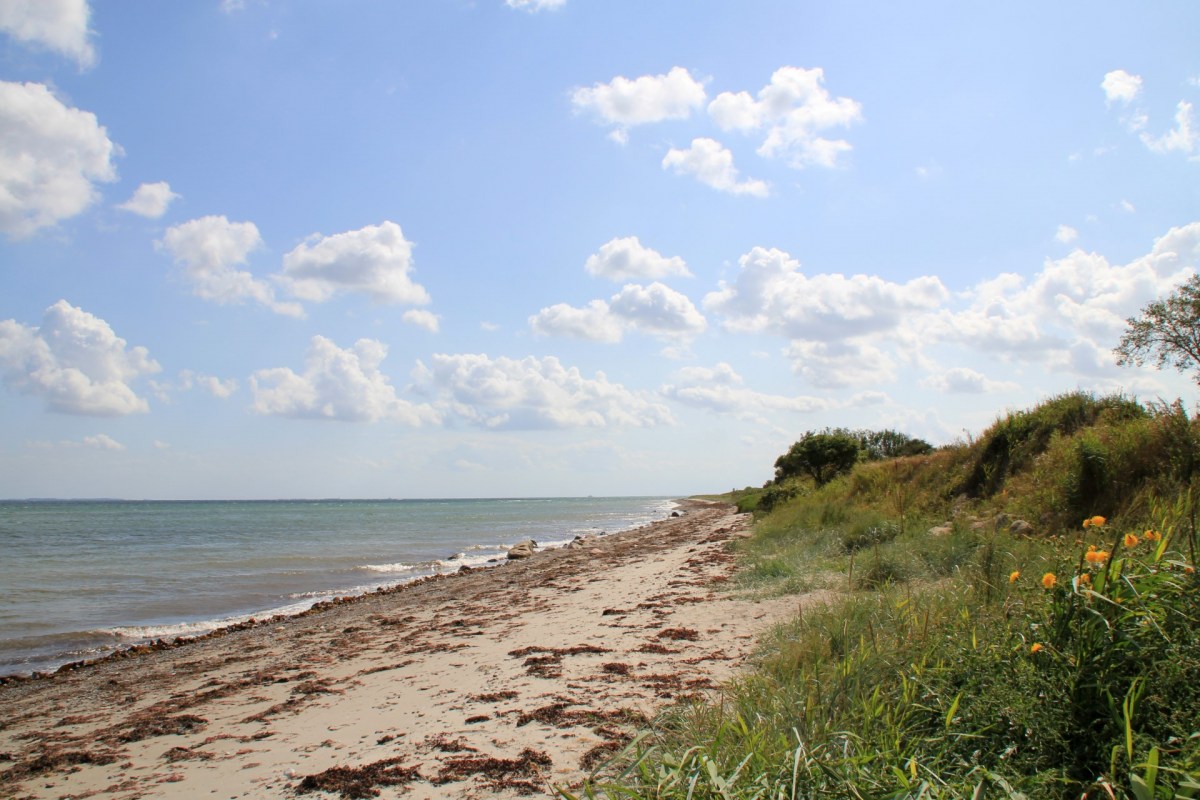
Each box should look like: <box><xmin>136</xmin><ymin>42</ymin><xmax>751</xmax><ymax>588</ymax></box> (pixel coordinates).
<box><xmin>0</xmin><ymin>500</ymin><xmax>813</xmax><ymax>799</ymax></box>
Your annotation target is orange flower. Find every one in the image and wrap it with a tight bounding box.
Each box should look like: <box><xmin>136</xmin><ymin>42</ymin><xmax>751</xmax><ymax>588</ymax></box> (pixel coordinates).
<box><xmin>1042</xmin><ymin>572</ymin><xmax>1057</xmax><ymax>589</ymax></box>
<box><xmin>1143</xmin><ymin>529</ymin><xmax>1161</xmax><ymax>542</ymax></box>
<box><xmin>1085</xmin><ymin>547</ymin><xmax>1110</xmax><ymax>566</ymax></box>
<box><xmin>1083</xmin><ymin>515</ymin><xmax>1107</xmax><ymax>529</ymax></box>
<box><xmin>1009</xmin><ymin>570</ymin><xmax>1021</xmax><ymax>583</ymax></box>
<box><xmin>1077</xmin><ymin>572</ymin><xmax>1092</xmax><ymax>587</ymax></box>
<box><xmin>1124</xmin><ymin>532</ymin><xmax>1140</xmax><ymax>548</ymax></box>
<box><xmin>1030</xmin><ymin>643</ymin><xmax>1043</xmax><ymax>654</ymax></box>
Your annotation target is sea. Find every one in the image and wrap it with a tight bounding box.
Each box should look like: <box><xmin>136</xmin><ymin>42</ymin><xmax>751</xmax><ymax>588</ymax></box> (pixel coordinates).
<box><xmin>0</xmin><ymin>496</ymin><xmax>678</xmax><ymax>677</ymax></box>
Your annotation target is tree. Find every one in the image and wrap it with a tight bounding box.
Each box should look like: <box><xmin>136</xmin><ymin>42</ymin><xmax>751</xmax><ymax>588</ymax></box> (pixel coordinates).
<box><xmin>774</xmin><ymin>429</ymin><xmax>861</xmax><ymax>486</ymax></box>
<box><xmin>855</xmin><ymin>428</ymin><xmax>934</xmax><ymax>460</ymax></box>
<box><xmin>1115</xmin><ymin>274</ymin><xmax>1200</xmax><ymax>385</ymax></box>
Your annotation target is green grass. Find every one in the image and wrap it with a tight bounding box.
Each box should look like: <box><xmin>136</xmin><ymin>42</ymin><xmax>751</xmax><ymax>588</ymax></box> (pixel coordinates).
<box><xmin>567</xmin><ymin>394</ymin><xmax>1200</xmax><ymax>800</ymax></box>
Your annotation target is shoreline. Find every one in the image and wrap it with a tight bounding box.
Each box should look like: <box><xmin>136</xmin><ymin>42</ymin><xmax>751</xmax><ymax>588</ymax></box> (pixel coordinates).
<box><xmin>0</xmin><ymin>500</ymin><xmax>811</xmax><ymax>799</ymax></box>
<box><xmin>0</xmin><ymin>496</ymin><xmax>678</xmax><ymax>679</ymax></box>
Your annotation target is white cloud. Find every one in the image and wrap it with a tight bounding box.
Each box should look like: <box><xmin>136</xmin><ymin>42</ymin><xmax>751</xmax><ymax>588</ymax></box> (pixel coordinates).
<box><xmin>921</xmin><ymin>222</ymin><xmax>1200</xmax><ymax>368</ymax></box>
<box><xmin>704</xmin><ymin>246</ymin><xmax>948</xmax><ymax>340</ymax></box>
<box><xmin>1102</xmin><ymin>72</ymin><xmax>1199</xmax><ymax>159</ymax></box>
<box><xmin>661</xmin><ymin>138</ymin><xmax>769</xmax><ymax>197</ymax></box>
<box><xmin>1101</xmin><ymin>69</ymin><xmax>1142</xmax><ymax>105</ymax></box>
<box><xmin>158</xmin><ymin>215</ymin><xmax>303</xmax><ymax>317</ymax></box>
<box><xmin>0</xmin><ymin>81</ymin><xmax>117</xmax><ymax>238</ymax></box>
<box><xmin>529</xmin><ymin>299</ymin><xmax>624</xmax><ymax>342</ymax></box>
<box><xmin>1056</xmin><ymin>225</ymin><xmax>1079</xmax><ymax>244</ymax></box>
<box><xmin>608</xmin><ymin>282</ymin><xmax>707</xmax><ymax>338</ymax></box>
<box><xmin>117</xmin><ymin>181</ymin><xmax>179</xmax><ymax>218</ymax></box>
<box><xmin>219</xmin><ymin>0</ymin><xmax>245</xmax><ymax>12</ymax></box>
<box><xmin>708</xmin><ymin>66</ymin><xmax>862</xmax><ymax>168</ymax></box>
<box><xmin>571</xmin><ymin>66</ymin><xmax>706</xmax><ymax>138</ymax></box>
<box><xmin>403</xmin><ymin>309</ymin><xmax>440</xmax><ymax>333</ymax></box>
<box><xmin>277</xmin><ymin>221</ymin><xmax>430</xmax><ymax>305</ymax></box>
<box><xmin>1140</xmin><ymin>100</ymin><xmax>1198</xmax><ymax>158</ymax></box>
<box><xmin>848</xmin><ymin>390</ymin><xmax>889</xmax><ymax>407</ymax></box>
<box><xmin>505</xmin><ymin>0</ymin><xmax>565</xmax><ymax>10</ymax></box>
<box><xmin>0</xmin><ymin>0</ymin><xmax>94</xmax><ymax>67</ymax></box>
<box><xmin>584</xmin><ymin>236</ymin><xmax>691</xmax><ymax>281</ymax></box>
<box><xmin>251</xmin><ymin>336</ymin><xmax>438</xmax><ymax>424</ymax></box>
<box><xmin>179</xmin><ymin>369</ymin><xmax>238</xmax><ymax>399</ymax></box>
<box><xmin>661</xmin><ymin>362</ymin><xmax>827</xmax><ymax>416</ymax></box>
<box><xmin>920</xmin><ymin>366</ymin><xmax>1018</xmax><ymax>394</ymax></box>
<box><xmin>0</xmin><ymin>300</ymin><xmax>160</xmax><ymax>415</ymax></box>
<box><xmin>412</xmin><ymin>353</ymin><xmax>674</xmax><ymax>429</ymax></box>
<box><xmin>530</xmin><ymin>282</ymin><xmax>705</xmax><ymax>342</ymax></box>
<box><xmin>82</xmin><ymin>433</ymin><xmax>124</xmax><ymax>451</ymax></box>
<box><xmin>785</xmin><ymin>339</ymin><xmax>898</xmax><ymax>388</ymax></box>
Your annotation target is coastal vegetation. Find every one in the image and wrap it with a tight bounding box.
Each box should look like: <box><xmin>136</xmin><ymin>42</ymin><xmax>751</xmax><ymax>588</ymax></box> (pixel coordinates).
<box><xmin>575</xmin><ymin>392</ymin><xmax>1200</xmax><ymax>799</ymax></box>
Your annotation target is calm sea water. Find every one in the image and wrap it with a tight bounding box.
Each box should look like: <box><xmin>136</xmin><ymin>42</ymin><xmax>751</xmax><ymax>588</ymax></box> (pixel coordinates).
<box><xmin>0</xmin><ymin>496</ymin><xmax>677</xmax><ymax>676</ymax></box>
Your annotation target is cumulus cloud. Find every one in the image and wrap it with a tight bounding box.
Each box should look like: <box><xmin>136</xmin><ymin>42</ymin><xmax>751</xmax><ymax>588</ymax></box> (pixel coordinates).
<box><xmin>178</xmin><ymin>370</ymin><xmax>238</xmax><ymax>398</ymax></box>
<box><xmin>785</xmin><ymin>339</ymin><xmax>899</xmax><ymax>388</ymax></box>
<box><xmin>277</xmin><ymin>221</ymin><xmax>431</xmax><ymax>305</ymax></box>
<box><xmin>1140</xmin><ymin>101</ymin><xmax>1198</xmax><ymax>158</ymax></box>
<box><xmin>920</xmin><ymin>366</ymin><xmax>1019</xmax><ymax>394</ymax></box>
<box><xmin>662</xmin><ymin>138</ymin><xmax>770</xmax><ymax>197</ymax></box>
<box><xmin>0</xmin><ymin>300</ymin><xmax>160</xmax><ymax>415</ymax></box>
<box><xmin>251</xmin><ymin>336</ymin><xmax>438</xmax><ymax>424</ymax></box>
<box><xmin>584</xmin><ymin>236</ymin><xmax>691</xmax><ymax>281</ymax></box>
<box><xmin>117</xmin><ymin>181</ymin><xmax>179</xmax><ymax>218</ymax></box>
<box><xmin>505</xmin><ymin>0</ymin><xmax>565</xmax><ymax>10</ymax></box>
<box><xmin>403</xmin><ymin>309</ymin><xmax>441</xmax><ymax>333</ymax></box>
<box><xmin>704</xmin><ymin>246</ymin><xmax>948</xmax><ymax>341</ymax></box>
<box><xmin>529</xmin><ymin>299</ymin><xmax>624</xmax><ymax>342</ymax></box>
<box><xmin>1103</xmin><ymin>72</ymin><xmax>1198</xmax><ymax>159</ymax></box>
<box><xmin>530</xmin><ymin>283</ymin><xmax>705</xmax><ymax>342</ymax></box>
<box><xmin>1056</xmin><ymin>225</ymin><xmax>1079</xmax><ymax>244</ymax></box>
<box><xmin>1101</xmin><ymin>70</ymin><xmax>1142</xmax><ymax>105</ymax></box>
<box><xmin>571</xmin><ymin>66</ymin><xmax>706</xmax><ymax>142</ymax></box>
<box><xmin>82</xmin><ymin>433</ymin><xmax>124</xmax><ymax>451</ymax></box>
<box><xmin>921</xmin><ymin>222</ymin><xmax>1200</xmax><ymax>369</ymax></box>
<box><xmin>158</xmin><ymin>215</ymin><xmax>303</xmax><ymax>317</ymax></box>
<box><xmin>660</xmin><ymin>362</ymin><xmax>827</xmax><ymax>417</ymax></box>
<box><xmin>0</xmin><ymin>0</ymin><xmax>94</xmax><ymax>67</ymax></box>
<box><xmin>608</xmin><ymin>282</ymin><xmax>707</xmax><ymax>337</ymax></box>
<box><xmin>708</xmin><ymin>66</ymin><xmax>862</xmax><ymax>168</ymax></box>
<box><xmin>0</xmin><ymin>81</ymin><xmax>118</xmax><ymax>238</ymax></box>
<box><xmin>412</xmin><ymin>353</ymin><xmax>673</xmax><ymax>429</ymax></box>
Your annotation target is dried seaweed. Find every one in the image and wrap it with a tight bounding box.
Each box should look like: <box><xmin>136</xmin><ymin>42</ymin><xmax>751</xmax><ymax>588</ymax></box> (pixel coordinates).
<box><xmin>296</xmin><ymin>757</ymin><xmax>421</xmax><ymax>799</ymax></box>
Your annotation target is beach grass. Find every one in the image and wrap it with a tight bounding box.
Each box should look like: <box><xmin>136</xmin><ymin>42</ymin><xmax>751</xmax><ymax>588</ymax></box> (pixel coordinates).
<box><xmin>571</xmin><ymin>392</ymin><xmax>1200</xmax><ymax>800</ymax></box>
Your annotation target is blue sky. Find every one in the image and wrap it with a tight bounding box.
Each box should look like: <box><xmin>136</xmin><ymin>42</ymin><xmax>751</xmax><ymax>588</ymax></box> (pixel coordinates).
<box><xmin>1</xmin><ymin>0</ymin><xmax>1198</xmax><ymax>499</ymax></box>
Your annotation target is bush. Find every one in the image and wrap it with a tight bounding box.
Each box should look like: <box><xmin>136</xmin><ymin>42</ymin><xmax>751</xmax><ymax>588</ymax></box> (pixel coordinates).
<box><xmin>774</xmin><ymin>430</ymin><xmax>861</xmax><ymax>486</ymax></box>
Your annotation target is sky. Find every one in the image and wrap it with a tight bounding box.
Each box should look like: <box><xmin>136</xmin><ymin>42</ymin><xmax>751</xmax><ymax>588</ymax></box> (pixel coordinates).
<box><xmin>1</xmin><ymin>1</ymin><xmax>1198</xmax><ymax>500</ymax></box>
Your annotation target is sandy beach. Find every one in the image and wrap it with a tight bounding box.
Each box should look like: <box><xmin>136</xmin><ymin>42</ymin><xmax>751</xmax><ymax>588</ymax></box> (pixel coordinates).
<box><xmin>0</xmin><ymin>500</ymin><xmax>807</xmax><ymax>799</ymax></box>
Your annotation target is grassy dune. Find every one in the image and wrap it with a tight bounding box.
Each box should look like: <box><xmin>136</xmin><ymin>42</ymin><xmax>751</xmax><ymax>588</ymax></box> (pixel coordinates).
<box><xmin>576</xmin><ymin>393</ymin><xmax>1200</xmax><ymax>799</ymax></box>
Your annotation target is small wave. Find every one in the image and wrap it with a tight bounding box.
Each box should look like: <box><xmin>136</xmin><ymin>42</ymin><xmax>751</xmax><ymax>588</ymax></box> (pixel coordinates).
<box><xmin>359</xmin><ymin>562</ymin><xmax>415</xmax><ymax>574</ymax></box>
<box><xmin>99</xmin><ymin>616</ymin><xmax>255</xmax><ymax>641</ymax></box>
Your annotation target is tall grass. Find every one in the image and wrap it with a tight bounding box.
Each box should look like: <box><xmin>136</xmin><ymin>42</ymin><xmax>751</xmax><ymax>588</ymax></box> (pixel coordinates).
<box><xmin>569</xmin><ymin>395</ymin><xmax>1200</xmax><ymax>800</ymax></box>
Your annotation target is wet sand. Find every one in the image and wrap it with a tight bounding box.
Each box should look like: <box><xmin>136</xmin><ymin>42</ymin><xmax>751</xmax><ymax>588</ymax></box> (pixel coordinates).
<box><xmin>0</xmin><ymin>500</ymin><xmax>809</xmax><ymax>799</ymax></box>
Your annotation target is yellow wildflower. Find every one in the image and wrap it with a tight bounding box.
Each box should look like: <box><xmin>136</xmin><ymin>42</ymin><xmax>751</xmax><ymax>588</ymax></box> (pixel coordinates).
<box><xmin>1085</xmin><ymin>547</ymin><xmax>1109</xmax><ymax>566</ymax></box>
<box><xmin>1009</xmin><ymin>570</ymin><xmax>1020</xmax><ymax>583</ymax></box>
<box><xmin>1143</xmin><ymin>529</ymin><xmax>1161</xmax><ymax>542</ymax></box>
<box><xmin>1042</xmin><ymin>572</ymin><xmax>1057</xmax><ymax>589</ymax></box>
<box><xmin>1124</xmin><ymin>532</ymin><xmax>1140</xmax><ymax>548</ymax></box>
<box><xmin>1083</xmin><ymin>515</ymin><xmax>1107</xmax><ymax>529</ymax></box>
<box><xmin>1030</xmin><ymin>643</ymin><xmax>1043</xmax><ymax>654</ymax></box>
<box><xmin>1077</xmin><ymin>572</ymin><xmax>1092</xmax><ymax>587</ymax></box>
